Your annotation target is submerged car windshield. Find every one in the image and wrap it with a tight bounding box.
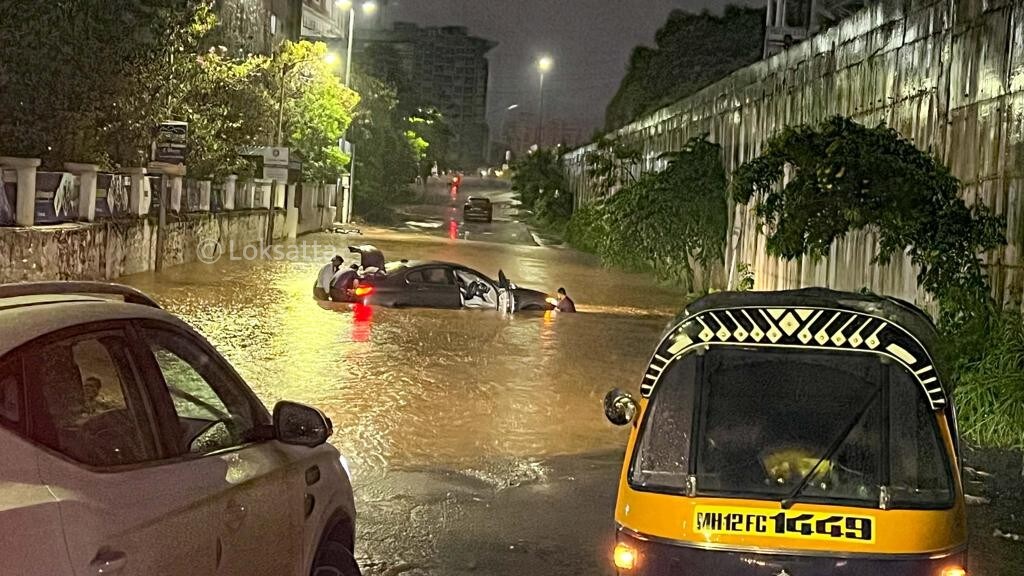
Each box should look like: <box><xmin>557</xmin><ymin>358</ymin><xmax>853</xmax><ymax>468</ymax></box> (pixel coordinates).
<box><xmin>631</xmin><ymin>348</ymin><xmax>953</xmax><ymax>508</ymax></box>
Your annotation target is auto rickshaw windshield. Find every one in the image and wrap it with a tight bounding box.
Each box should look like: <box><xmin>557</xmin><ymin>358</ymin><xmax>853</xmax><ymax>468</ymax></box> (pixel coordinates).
<box><xmin>630</xmin><ymin>348</ymin><xmax>954</xmax><ymax>509</ymax></box>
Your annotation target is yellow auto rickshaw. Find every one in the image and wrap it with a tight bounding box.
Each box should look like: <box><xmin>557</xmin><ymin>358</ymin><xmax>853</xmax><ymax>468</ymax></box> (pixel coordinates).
<box><xmin>604</xmin><ymin>289</ymin><xmax>967</xmax><ymax>576</ymax></box>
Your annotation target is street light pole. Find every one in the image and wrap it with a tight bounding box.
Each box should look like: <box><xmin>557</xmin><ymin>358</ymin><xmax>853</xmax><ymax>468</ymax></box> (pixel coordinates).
<box><xmin>335</xmin><ymin>0</ymin><xmax>376</xmax><ymax>224</ymax></box>
<box><xmin>275</xmin><ymin>64</ymin><xmax>290</xmax><ymax>147</ymax></box>
<box><xmin>500</xmin><ymin>104</ymin><xmax>518</xmax><ymax>162</ymax></box>
<box><xmin>536</xmin><ymin>56</ymin><xmax>553</xmax><ymax>147</ymax></box>
<box><xmin>537</xmin><ymin>73</ymin><xmax>545</xmax><ymax>145</ymax></box>
<box><xmin>345</xmin><ymin>4</ymin><xmax>355</xmax><ymax>87</ymax></box>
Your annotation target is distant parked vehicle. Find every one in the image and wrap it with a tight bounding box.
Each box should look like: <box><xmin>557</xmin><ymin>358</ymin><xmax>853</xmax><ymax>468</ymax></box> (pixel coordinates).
<box><xmin>0</xmin><ymin>282</ymin><xmax>361</xmax><ymax>576</ymax></box>
<box><xmin>463</xmin><ymin>196</ymin><xmax>493</xmax><ymax>223</ymax></box>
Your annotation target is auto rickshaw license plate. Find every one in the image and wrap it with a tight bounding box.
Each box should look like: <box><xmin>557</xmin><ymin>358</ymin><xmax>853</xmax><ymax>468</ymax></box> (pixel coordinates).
<box><xmin>694</xmin><ymin>506</ymin><xmax>875</xmax><ymax>543</ymax></box>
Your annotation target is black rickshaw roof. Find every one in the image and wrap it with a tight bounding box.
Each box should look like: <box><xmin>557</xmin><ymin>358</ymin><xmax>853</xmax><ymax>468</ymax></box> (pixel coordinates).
<box><xmin>646</xmin><ymin>288</ymin><xmax>948</xmax><ymax>410</ymax></box>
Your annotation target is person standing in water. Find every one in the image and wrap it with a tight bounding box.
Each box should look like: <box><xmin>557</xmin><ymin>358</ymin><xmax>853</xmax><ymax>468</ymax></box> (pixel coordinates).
<box><xmin>314</xmin><ymin>255</ymin><xmax>344</xmax><ymax>300</ymax></box>
<box><xmin>555</xmin><ymin>287</ymin><xmax>576</xmax><ymax>313</ymax></box>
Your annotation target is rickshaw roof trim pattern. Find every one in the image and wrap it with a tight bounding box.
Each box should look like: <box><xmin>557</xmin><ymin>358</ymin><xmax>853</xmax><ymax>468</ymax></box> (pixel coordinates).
<box><xmin>645</xmin><ymin>289</ymin><xmax>946</xmax><ymax>410</ymax></box>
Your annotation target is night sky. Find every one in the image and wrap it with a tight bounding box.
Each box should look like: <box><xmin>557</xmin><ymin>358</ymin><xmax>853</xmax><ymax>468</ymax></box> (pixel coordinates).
<box><xmin>386</xmin><ymin>0</ymin><xmax>763</xmax><ymax>132</ymax></box>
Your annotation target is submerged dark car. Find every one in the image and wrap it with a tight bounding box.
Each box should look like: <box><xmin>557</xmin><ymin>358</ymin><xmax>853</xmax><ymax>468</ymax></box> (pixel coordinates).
<box><xmin>336</xmin><ymin>246</ymin><xmax>552</xmax><ymax>312</ymax></box>
<box><xmin>463</xmin><ymin>197</ymin><xmax>493</xmax><ymax>223</ymax></box>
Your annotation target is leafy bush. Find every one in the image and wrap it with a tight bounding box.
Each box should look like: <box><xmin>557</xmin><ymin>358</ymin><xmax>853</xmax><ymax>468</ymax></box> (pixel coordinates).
<box><xmin>566</xmin><ymin>135</ymin><xmax>728</xmax><ymax>292</ymax></box>
<box><xmin>565</xmin><ymin>202</ymin><xmax>608</xmax><ymax>254</ymax></box>
<box><xmin>510</xmin><ymin>147</ymin><xmax>573</xmax><ymax>226</ymax></box>
<box><xmin>952</xmin><ymin>312</ymin><xmax>1024</xmax><ymax>450</ymax></box>
<box><xmin>732</xmin><ymin>116</ymin><xmax>1006</xmax><ymax>325</ymax></box>
<box><xmin>735</xmin><ymin>263</ymin><xmax>755</xmax><ymax>291</ymax></box>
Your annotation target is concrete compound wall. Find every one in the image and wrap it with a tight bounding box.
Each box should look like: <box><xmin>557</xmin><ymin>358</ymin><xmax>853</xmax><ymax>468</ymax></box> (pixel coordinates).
<box><xmin>565</xmin><ymin>0</ymin><xmax>1024</xmax><ymax>311</ymax></box>
<box><xmin>0</xmin><ymin>202</ymin><xmax>340</xmax><ymax>284</ymax></box>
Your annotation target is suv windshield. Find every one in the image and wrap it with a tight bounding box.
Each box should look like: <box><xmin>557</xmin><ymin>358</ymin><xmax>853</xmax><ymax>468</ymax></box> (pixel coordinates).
<box><xmin>631</xmin><ymin>348</ymin><xmax>953</xmax><ymax>508</ymax></box>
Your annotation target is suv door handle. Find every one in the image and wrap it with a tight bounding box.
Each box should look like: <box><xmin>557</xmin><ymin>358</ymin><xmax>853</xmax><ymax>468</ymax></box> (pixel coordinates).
<box><xmin>224</xmin><ymin>501</ymin><xmax>247</xmax><ymax>532</ymax></box>
<box><xmin>90</xmin><ymin>548</ymin><xmax>127</xmax><ymax>575</ymax></box>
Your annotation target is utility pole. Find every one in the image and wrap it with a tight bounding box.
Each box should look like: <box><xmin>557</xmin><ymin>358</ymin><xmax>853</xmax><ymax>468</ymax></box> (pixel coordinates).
<box><xmin>536</xmin><ymin>56</ymin><xmax>553</xmax><ymax>147</ymax></box>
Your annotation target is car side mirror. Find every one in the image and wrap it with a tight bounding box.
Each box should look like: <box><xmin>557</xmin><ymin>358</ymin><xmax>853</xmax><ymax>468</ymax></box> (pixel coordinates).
<box><xmin>274</xmin><ymin>401</ymin><xmax>333</xmax><ymax>447</ymax></box>
<box><xmin>604</xmin><ymin>389</ymin><xmax>638</xmax><ymax>426</ymax></box>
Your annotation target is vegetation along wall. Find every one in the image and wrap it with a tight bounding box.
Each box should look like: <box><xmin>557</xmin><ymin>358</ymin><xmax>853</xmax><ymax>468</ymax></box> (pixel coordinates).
<box><xmin>565</xmin><ymin>0</ymin><xmax>1024</xmax><ymax>311</ymax></box>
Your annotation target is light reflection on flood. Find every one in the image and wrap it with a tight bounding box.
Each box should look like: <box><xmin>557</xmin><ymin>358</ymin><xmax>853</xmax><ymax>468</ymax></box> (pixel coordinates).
<box><xmin>123</xmin><ymin>231</ymin><xmax>683</xmax><ymax>480</ymax></box>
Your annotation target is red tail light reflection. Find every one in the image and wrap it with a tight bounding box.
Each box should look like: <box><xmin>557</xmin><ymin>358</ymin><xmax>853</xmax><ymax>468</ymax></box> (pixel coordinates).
<box><xmin>351</xmin><ymin>303</ymin><xmax>373</xmax><ymax>342</ymax></box>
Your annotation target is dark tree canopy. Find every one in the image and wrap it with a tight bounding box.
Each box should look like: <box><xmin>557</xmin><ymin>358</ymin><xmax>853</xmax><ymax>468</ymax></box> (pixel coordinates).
<box><xmin>604</xmin><ymin>6</ymin><xmax>765</xmax><ymax>130</ymax></box>
<box><xmin>731</xmin><ymin>116</ymin><xmax>1006</xmax><ymax>323</ymax></box>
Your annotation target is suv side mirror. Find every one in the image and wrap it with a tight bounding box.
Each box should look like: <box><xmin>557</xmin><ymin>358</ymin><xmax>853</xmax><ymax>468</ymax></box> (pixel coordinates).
<box><xmin>274</xmin><ymin>401</ymin><xmax>333</xmax><ymax>447</ymax></box>
<box><xmin>604</xmin><ymin>389</ymin><xmax>638</xmax><ymax>426</ymax></box>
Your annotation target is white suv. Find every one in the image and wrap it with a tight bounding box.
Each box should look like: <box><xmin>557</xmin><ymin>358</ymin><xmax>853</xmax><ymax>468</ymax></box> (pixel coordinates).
<box><xmin>0</xmin><ymin>282</ymin><xmax>360</xmax><ymax>576</ymax></box>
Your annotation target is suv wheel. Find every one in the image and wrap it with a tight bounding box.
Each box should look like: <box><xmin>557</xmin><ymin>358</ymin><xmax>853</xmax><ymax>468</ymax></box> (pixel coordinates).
<box><xmin>311</xmin><ymin>541</ymin><xmax>361</xmax><ymax>576</ymax></box>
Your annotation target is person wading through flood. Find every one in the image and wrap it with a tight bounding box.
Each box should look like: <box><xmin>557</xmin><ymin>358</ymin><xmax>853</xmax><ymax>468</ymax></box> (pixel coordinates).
<box><xmin>314</xmin><ymin>255</ymin><xmax>344</xmax><ymax>300</ymax></box>
<box><xmin>555</xmin><ymin>287</ymin><xmax>576</xmax><ymax>313</ymax></box>
<box><xmin>330</xmin><ymin>263</ymin><xmax>361</xmax><ymax>302</ymax></box>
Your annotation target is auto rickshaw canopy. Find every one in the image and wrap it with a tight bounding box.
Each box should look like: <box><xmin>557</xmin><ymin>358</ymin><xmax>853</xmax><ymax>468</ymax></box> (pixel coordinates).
<box><xmin>646</xmin><ymin>288</ymin><xmax>948</xmax><ymax>411</ymax></box>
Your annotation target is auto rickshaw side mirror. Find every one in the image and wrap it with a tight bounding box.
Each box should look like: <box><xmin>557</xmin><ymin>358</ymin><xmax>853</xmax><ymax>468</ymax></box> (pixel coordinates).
<box><xmin>604</xmin><ymin>388</ymin><xmax>638</xmax><ymax>426</ymax></box>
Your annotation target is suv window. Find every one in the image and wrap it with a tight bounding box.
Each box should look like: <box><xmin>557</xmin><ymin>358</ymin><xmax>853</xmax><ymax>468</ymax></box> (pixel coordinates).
<box><xmin>407</xmin><ymin>268</ymin><xmax>452</xmax><ymax>285</ymax></box>
<box><xmin>0</xmin><ymin>356</ymin><xmax>22</xmax><ymax>429</ymax></box>
<box><xmin>144</xmin><ymin>328</ymin><xmax>265</xmax><ymax>456</ymax></box>
<box><xmin>24</xmin><ymin>333</ymin><xmax>156</xmax><ymax>467</ymax></box>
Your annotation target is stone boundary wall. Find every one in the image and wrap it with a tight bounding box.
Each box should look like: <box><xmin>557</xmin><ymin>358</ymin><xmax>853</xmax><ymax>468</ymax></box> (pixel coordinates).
<box><xmin>0</xmin><ymin>206</ymin><xmax>339</xmax><ymax>283</ymax></box>
<box><xmin>565</xmin><ymin>0</ymin><xmax>1024</xmax><ymax>311</ymax></box>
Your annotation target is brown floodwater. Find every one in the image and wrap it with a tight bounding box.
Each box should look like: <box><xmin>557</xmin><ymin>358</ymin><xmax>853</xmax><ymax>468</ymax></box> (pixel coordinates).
<box><xmin>123</xmin><ymin>229</ymin><xmax>685</xmax><ymax>482</ymax></box>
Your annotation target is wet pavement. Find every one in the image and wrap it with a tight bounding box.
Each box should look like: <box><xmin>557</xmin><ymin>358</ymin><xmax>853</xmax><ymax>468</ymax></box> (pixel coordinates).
<box><xmin>121</xmin><ymin>178</ymin><xmax>1024</xmax><ymax>575</ymax></box>
<box><xmin>123</xmin><ymin>182</ymin><xmax>684</xmax><ymax>575</ymax></box>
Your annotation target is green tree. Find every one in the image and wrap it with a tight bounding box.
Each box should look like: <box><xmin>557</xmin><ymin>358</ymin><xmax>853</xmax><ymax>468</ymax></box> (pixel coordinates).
<box><xmin>601</xmin><ymin>135</ymin><xmax>728</xmax><ymax>291</ymax></box>
<box><xmin>510</xmin><ymin>147</ymin><xmax>572</xmax><ymax>226</ymax></box>
<box><xmin>731</xmin><ymin>116</ymin><xmax>1006</xmax><ymax>324</ymax></box>
<box><xmin>275</xmin><ymin>41</ymin><xmax>360</xmax><ymax>182</ymax></box>
<box><xmin>585</xmin><ymin>136</ymin><xmax>642</xmax><ymax>196</ymax></box>
<box><xmin>348</xmin><ymin>75</ymin><xmax>419</xmax><ymax>222</ymax></box>
<box><xmin>408</xmin><ymin>107</ymin><xmax>455</xmax><ymax>183</ymax></box>
<box><xmin>605</xmin><ymin>6</ymin><xmax>765</xmax><ymax>130</ymax></box>
<box><xmin>0</xmin><ymin>0</ymin><xmax>209</xmax><ymax>166</ymax></box>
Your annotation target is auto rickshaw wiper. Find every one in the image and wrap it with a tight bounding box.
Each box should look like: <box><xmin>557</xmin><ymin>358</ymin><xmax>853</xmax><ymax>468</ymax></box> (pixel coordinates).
<box><xmin>780</xmin><ymin>386</ymin><xmax>882</xmax><ymax>510</ymax></box>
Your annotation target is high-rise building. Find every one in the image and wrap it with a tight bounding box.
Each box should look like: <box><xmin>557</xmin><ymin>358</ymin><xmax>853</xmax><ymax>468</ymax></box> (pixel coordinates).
<box><xmin>300</xmin><ymin>0</ymin><xmax>347</xmax><ymax>39</ymax></box>
<box><xmin>215</xmin><ymin>0</ymin><xmax>302</xmax><ymax>54</ymax></box>
<box><xmin>357</xmin><ymin>23</ymin><xmax>496</xmax><ymax>168</ymax></box>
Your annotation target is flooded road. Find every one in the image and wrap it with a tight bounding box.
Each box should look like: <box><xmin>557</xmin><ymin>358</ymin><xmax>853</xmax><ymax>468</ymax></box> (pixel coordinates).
<box><xmin>124</xmin><ymin>215</ymin><xmax>685</xmax><ymax>574</ymax></box>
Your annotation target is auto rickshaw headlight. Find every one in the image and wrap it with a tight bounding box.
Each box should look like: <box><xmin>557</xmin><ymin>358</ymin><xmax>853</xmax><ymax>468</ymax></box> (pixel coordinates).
<box><xmin>613</xmin><ymin>542</ymin><xmax>637</xmax><ymax>571</ymax></box>
<box><xmin>941</xmin><ymin>567</ymin><xmax>967</xmax><ymax>576</ymax></box>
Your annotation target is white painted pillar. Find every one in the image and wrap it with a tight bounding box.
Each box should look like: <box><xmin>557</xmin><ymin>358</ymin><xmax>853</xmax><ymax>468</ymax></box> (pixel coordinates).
<box><xmin>224</xmin><ymin>175</ymin><xmax>237</xmax><ymax>210</ymax></box>
<box><xmin>325</xmin><ymin>184</ymin><xmax>337</xmax><ymax>210</ymax></box>
<box><xmin>0</xmin><ymin>157</ymin><xmax>41</xmax><ymax>227</ymax></box>
<box><xmin>169</xmin><ymin>176</ymin><xmax>183</xmax><ymax>213</ymax></box>
<box><xmin>65</xmin><ymin>163</ymin><xmax>99</xmax><ymax>222</ymax></box>
<box><xmin>254</xmin><ymin>180</ymin><xmax>270</xmax><ymax>209</ymax></box>
<box><xmin>244</xmin><ymin>180</ymin><xmax>256</xmax><ymax>209</ymax></box>
<box><xmin>199</xmin><ymin>180</ymin><xmax>211</xmax><ymax>212</ymax></box>
<box><xmin>285</xmin><ymin>183</ymin><xmax>299</xmax><ymax>239</ymax></box>
<box><xmin>125</xmin><ymin>167</ymin><xmax>148</xmax><ymax>217</ymax></box>
<box><xmin>274</xmin><ymin>182</ymin><xmax>286</xmax><ymax>209</ymax></box>
<box><xmin>341</xmin><ymin>175</ymin><xmax>352</xmax><ymax>225</ymax></box>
